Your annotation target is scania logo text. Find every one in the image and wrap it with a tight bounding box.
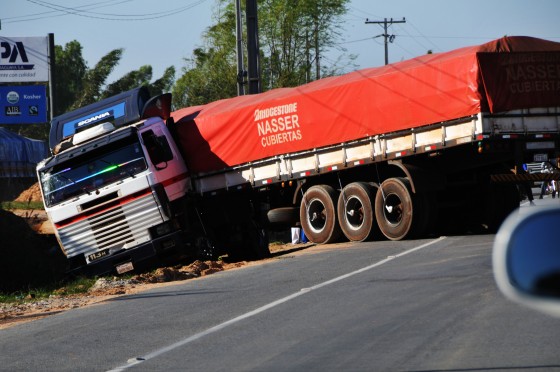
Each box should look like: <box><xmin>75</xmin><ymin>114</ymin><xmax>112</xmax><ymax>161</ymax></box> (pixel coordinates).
<box><xmin>77</xmin><ymin>111</ymin><xmax>112</xmax><ymax>127</ymax></box>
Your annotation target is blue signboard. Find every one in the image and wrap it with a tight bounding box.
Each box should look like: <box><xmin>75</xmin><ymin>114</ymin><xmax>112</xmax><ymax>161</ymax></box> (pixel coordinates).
<box><xmin>0</xmin><ymin>85</ymin><xmax>47</xmax><ymax>124</ymax></box>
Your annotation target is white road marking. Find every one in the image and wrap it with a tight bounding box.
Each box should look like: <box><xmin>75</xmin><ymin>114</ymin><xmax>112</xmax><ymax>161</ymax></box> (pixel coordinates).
<box><xmin>108</xmin><ymin>236</ymin><xmax>447</xmax><ymax>371</ymax></box>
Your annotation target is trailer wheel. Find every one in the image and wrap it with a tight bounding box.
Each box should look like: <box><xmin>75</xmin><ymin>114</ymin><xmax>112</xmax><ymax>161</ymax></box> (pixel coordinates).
<box><xmin>300</xmin><ymin>185</ymin><xmax>341</xmax><ymax>244</ymax></box>
<box><xmin>337</xmin><ymin>182</ymin><xmax>381</xmax><ymax>242</ymax></box>
<box><xmin>375</xmin><ymin>177</ymin><xmax>415</xmax><ymax>240</ymax></box>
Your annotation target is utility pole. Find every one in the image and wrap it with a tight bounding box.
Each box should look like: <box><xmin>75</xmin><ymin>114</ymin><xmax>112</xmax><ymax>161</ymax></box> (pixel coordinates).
<box><xmin>365</xmin><ymin>17</ymin><xmax>406</xmax><ymax>65</ymax></box>
<box><xmin>235</xmin><ymin>0</ymin><xmax>245</xmax><ymax>96</ymax></box>
<box><xmin>245</xmin><ymin>0</ymin><xmax>261</xmax><ymax>94</ymax></box>
<box><xmin>48</xmin><ymin>33</ymin><xmax>55</xmax><ymax>121</ymax></box>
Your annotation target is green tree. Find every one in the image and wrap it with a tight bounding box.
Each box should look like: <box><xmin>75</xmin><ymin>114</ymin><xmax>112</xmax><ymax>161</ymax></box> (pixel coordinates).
<box><xmin>102</xmin><ymin>65</ymin><xmax>176</xmax><ymax>98</ymax></box>
<box><xmin>259</xmin><ymin>0</ymin><xmax>350</xmax><ymax>87</ymax></box>
<box><xmin>61</xmin><ymin>43</ymin><xmax>176</xmax><ymax>111</ymax></box>
<box><xmin>148</xmin><ymin>66</ymin><xmax>176</xmax><ymax>96</ymax></box>
<box><xmin>173</xmin><ymin>0</ymin><xmax>351</xmax><ymax>108</ymax></box>
<box><xmin>172</xmin><ymin>4</ymin><xmax>238</xmax><ymax>108</ymax></box>
<box><xmin>54</xmin><ymin>40</ymin><xmax>88</xmax><ymax>116</ymax></box>
<box><xmin>102</xmin><ymin>65</ymin><xmax>153</xmax><ymax>98</ymax></box>
<box><xmin>72</xmin><ymin>48</ymin><xmax>123</xmax><ymax>109</ymax></box>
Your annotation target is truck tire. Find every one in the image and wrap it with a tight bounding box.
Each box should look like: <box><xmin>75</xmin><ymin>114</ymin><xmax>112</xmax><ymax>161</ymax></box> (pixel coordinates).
<box><xmin>375</xmin><ymin>177</ymin><xmax>416</xmax><ymax>241</ymax></box>
<box><xmin>337</xmin><ymin>182</ymin><xmax>381</xmax><ymax>242</ymax></box>
<box><xmin>300</xmin><ymin>185</ymin><xmax>342</xmax><ymax>244</ymax></box>
<box><xmin>267</xmin><ymin>207</ymin><xmax>299</xmax><ymax>227</ymax></box>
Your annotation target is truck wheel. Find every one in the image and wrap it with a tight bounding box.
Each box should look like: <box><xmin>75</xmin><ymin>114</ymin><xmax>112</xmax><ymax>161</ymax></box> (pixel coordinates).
<box><xmin>337</xmin><ymin>182</ymin><xmax>381</xmax><ymax>242</ymax></box>
<box><xmin>300</xmin><ymin>185</ymin><xmax>342</xmax><ymax>244</ymax></box>
<box><xmin>375</xmin><ymin>177</ymin><xmax>415</xmax><ymax>240</ymax></box>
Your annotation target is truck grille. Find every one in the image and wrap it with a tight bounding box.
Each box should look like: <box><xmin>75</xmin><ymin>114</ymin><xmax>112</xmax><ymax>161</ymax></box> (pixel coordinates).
<box><xmin>58</xmin><ymin>193</ymin><xmax>164</xmax><ymax>258</ymax></box>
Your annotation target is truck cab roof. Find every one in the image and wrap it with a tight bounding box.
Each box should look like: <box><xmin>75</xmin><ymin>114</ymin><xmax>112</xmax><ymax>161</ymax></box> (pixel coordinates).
<box><xmin>49</xmin><ymin>86</ymin><xmax>151</xmax><ymax>152</ymax></box>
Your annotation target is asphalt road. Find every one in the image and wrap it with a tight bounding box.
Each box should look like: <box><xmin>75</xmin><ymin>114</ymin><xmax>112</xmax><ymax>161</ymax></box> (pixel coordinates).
<box><xmin>1</xmin><ymin>199</ymin><xmax>560</xmax><ymax>371</ymax></box>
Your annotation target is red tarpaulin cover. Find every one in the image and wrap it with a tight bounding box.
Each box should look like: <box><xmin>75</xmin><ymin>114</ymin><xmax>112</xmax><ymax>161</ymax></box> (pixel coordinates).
<box><xmin>171</xmin><ymin>36</ymin><xmax>560</xmax><ymax>174</ymax></box>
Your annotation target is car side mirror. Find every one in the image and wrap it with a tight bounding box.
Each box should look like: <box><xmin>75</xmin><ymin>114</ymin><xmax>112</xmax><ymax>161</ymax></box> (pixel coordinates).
<box><xmin>493</xmin><ymin>206</ymin><xmax>560</xmax><ymax>317</ymax></box>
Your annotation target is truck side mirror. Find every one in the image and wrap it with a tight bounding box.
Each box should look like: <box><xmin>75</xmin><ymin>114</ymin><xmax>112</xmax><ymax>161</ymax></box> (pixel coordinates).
<box><xmin>141</xmin><ymin>93</ymin><xmax>171</xmax><ymax>120</ymax></box>
<box><xmin>493</xmin><ymin>206</ymin><xmax>560</xmax><ymax>317</ymax></box>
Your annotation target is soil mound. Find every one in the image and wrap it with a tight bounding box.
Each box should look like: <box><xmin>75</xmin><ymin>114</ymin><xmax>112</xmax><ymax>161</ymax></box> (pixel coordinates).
<box><xmin>15</xmin><ymin>182</ymin><xmax>43</xmax><ymax>203</ymax></box>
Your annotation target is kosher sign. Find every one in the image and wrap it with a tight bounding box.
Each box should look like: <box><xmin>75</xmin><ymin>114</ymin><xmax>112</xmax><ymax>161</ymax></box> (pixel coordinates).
<box><xmin>0</xmin><ymin>85</ymin><xmax>47</xmax><ymax>124</ymax></box>
<box><xmin>0</xmin><ymin>36</ymin><xmax>49</xmax><ymax>83</ymax></box>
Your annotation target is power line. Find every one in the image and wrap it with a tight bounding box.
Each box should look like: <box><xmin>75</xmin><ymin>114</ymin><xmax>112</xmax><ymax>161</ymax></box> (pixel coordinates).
<box><xmin>348</xmin><ymin>5</ymin><xmax>381</xmax><ymax>20</ymax></box>
<box><xmin>4</xmin><ymin>0</ymin><xmax>133</xmax><ymax>24</ymax></box>
<box><xmin>4</xmin><ymin>0</ymin><xmax>128</xmax><ymax>20</ymax></box>
<box><xmin>335</xmin><ymin>36</ymin><xmax>382</xmax><ymax>46</ymax></box>
<box><xmin>394</xmin><ymin>23</ymin><xmax>436</xmax><ymax>55</ymax></box>
<box><xmin>27</xmin><ymin>0</ymin><xmax>197</xmax><ymax>17</ymax></box>
<box><xmin>406</xmin><ymin>20</ymin><xmax>442</xmax><ymax>53</ymax></box>
<box><xmin>391</xmin><ymin>38</ymin><xmax>420</xmax><ymax>60</ymax></box>
<box><xmin>11</xmin><ymin>0</ymin><xmax>209</xmax><ymax>23</ymax></box>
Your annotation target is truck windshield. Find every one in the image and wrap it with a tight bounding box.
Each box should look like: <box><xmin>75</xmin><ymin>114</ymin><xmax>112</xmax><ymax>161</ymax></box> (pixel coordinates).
<box><xmin>40</xmin><ymin>137</ymin><xmax>147</xmax><ymax>207</ymax></box>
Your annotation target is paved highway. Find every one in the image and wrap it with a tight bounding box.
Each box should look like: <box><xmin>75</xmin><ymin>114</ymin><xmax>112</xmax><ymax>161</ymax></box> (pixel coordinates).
<box><xmin>1</xmin><ymin>199</ymin><xmax>560</xmax><ymax>371</ymax></box>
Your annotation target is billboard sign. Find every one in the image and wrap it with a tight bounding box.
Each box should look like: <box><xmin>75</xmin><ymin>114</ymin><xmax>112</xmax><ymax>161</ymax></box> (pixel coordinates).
<box><xmin>0</xmin><ymin>36</ymin><xmax>49</xmax><ymax>83</ymax></box>
<box><xmin>0</xmin><ymin>85</ymin><xmax>47</xmax><ymax>124</ymax></box>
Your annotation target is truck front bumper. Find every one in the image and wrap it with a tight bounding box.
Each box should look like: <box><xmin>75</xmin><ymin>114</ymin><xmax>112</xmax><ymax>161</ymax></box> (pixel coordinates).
<box><xmin>78</xmin><ymin>230</ymin><xmax>184</xmax><ymax>276</ymax></box>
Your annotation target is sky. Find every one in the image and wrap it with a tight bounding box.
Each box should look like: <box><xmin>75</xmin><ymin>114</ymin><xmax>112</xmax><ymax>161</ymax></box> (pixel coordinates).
<box><xmin>2</xmin><ymin>0</ymin><xmax>560</xmax><ymax>86</ymax></box>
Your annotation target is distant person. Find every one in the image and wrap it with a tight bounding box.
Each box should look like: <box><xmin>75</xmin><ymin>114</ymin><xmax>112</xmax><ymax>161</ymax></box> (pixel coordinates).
<box><xmin>539</xmin><ymin>161</ymin><xmax>557</xmax><ymax>199</ymax></box>
<box><xmin>521</xmin><ymin>163</ymin><xmax>535</xmax><ymax>205</ymax></box>
<box><xmin>539</xmin><ymin>162</ymin><xmax>548</xmax><ymax>199</ymax></box>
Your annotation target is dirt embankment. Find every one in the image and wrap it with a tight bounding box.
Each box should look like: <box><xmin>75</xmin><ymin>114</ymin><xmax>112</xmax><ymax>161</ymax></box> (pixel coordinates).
<box><xmin>14</xmin><ymin>181</ymin><xmax>42</xmax><ymax>203</ymax></box>
<box><xmin>0</xmin><ymin>259</ymin><xmax>248</xmax><ymax>329</ymax></box>
<box><xmin>10</xmin><ymin>182</ymin><xmax>53</xmax><ymax>234</ymax></box>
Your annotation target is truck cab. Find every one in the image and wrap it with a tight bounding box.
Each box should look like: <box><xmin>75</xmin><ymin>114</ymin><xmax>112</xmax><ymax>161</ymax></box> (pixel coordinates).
<box><xmin>37</xmin><ymin>87</ymin><xmax>190</xmax><ymax>275</ymax></box>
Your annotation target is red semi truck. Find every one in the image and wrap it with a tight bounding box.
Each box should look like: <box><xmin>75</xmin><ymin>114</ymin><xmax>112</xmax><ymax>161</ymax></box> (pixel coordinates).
<box><xmin>37</xmin><ymin>36</ymin><xmax>560</xmax><ymax>275</ymax></box>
